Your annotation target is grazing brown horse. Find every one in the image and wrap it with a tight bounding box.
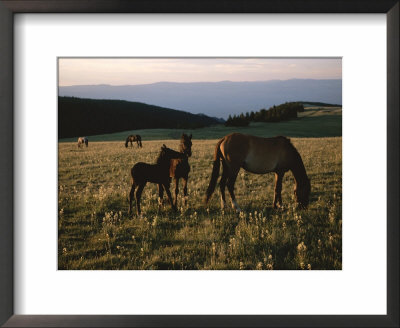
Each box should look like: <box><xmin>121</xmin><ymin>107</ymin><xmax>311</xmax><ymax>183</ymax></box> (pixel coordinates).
<box><xmin>158</xmin><ymin>133</ymin><xmax>192</xmax><ymax>207</ymax></box>
<box><xmin>129</xmin><ymin>145</ymin><xmax>187</xmax><ymax>216</ymax></box>
<box><xmin>77</xmin><ymin>137</ymin><xmax>88</xmax><ymax>148</ymax></box>
<box><xmin>204</xmin><ymin>133</ymin><xmax>311</xmax><ymax>211</ymax></box>
<box><xmin>125</xmin><ymin>134</ymin><xmax>142</xmax><ymax>148</ymax></box>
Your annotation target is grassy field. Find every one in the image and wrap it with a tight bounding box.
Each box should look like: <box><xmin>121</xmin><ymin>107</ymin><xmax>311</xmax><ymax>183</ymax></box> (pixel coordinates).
<box><xmin>59</xmin><ymin>107</ymin><xmax>342</xmax><ymax>142</ymax></box>
<box><xmin>58</xmin><ymin>134</ymin><xmax>342</xmax><ymax>270</ymax></box>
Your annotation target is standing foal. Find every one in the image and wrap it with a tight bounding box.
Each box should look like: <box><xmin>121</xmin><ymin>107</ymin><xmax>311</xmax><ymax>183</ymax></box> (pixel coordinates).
<box><xmin>129</xmin><ymin>145</ymin><xmax>186</xmax><ymax>216</ymax></box>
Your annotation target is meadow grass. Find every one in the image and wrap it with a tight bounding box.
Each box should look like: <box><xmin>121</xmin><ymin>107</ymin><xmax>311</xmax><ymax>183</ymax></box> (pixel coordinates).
<box><xmin>58</xmin><ymin>136</ymin><xmax>342</xmax><ymax>270</ymax></box>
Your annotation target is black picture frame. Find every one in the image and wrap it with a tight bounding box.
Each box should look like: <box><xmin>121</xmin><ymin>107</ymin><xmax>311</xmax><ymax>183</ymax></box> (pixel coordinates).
<box><xmin>0</xmin><ymin>1</ymin><xmax>398</xmax><ymax>327</ymax></box>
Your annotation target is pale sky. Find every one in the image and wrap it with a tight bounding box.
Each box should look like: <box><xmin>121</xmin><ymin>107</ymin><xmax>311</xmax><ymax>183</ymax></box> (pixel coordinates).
<box><xmin>58</xmin><ymin>58</ymin><xmax>341</xmax><ymax>86</ymax></box>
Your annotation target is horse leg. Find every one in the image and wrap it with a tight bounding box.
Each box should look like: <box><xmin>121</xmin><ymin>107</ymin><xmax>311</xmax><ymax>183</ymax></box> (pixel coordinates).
<box><xmin>135</xmin><ymin>183</ymin><xmax>145</xmax><ymax>216</ymax></box>
<box><xmin>173</xmin><ymin>178</ymin><xmax>179</xmax><ymax>207</ymax></box>
<box><xmin>163</xmin><ymin>184</ymin><xmax>177</xmax><ymax>211</ymax></box>
<box><xmin>219</xmin><ymin>163</ymin><xmax>229</xmax><ymax>209</ymax></box>
<box><xmin>158</xmin><ymin>184</ymin><xmax>164</xmax><ymax>207</ymax></box>
<box><xmin>128</xmin><ymin>183</ymin><xmax>136</xmax><ymax>215</ymax></box>
<box><xmin>273</xmin><ymin>171</ymin><xmax>285</xmax><ymax>209</ymax></box>
<box><xmin>182</xmin><ymin>177</ymin><xmax>188</xmax><ymax>206</ymax></box>
<box><xmin>227</xmin><ymin>168</ymin><xmax>241</xmax><ymax>212</ymax></box>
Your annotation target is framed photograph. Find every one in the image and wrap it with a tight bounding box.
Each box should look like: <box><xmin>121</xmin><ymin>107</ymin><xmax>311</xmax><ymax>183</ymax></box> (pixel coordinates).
<box><xmin>0</xmin><ymin>1</ymin><xmax>398</xmax><ymax>327</ymax></box>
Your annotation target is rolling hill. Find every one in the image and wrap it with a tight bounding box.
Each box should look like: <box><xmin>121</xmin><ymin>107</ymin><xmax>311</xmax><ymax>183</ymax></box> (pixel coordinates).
<box><xmin>58</xmin><ymin>96</ymin><xmax>221</xmax><ymax>138</ymax></box>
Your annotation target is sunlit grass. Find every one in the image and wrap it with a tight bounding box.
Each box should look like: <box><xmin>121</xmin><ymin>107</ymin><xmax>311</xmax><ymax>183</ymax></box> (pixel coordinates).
<box><xmin>58</xmin><ymin>137</ymin><xmax>341</xmax><ymax>270</ymax></box>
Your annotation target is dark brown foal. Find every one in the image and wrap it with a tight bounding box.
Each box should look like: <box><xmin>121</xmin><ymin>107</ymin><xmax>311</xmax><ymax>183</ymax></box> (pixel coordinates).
<box><xmin>129</xmin><ymin>145</ymin><xmax>186</xmax><ymax>216</ymax></box>
<box><xmin>159</xmin><ymin>133</ymin><xmax>192</xmax><ymax>207</ymax></box>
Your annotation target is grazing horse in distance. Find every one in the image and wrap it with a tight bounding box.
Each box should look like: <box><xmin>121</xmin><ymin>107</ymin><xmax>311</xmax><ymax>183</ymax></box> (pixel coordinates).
<box><xmin>77</xmin><ymin>137</ymin><xmax>88</xmax><ymax>148</ymax></box>
<box><xmin>125</xmin><ymin>134</ymin><xmax>142</xmax><ymax>148</ymax></box>
<box><xmin>129</xmin><ymin>144</ymin><xmax>187</xmax><ymax>216</ymax></box>
<box><xmin>159</xmin><ymin>133</ymin><xmax>192</xmax><ymax>207</ymax></box>
<box><xmin>204</xmin><ymin>133</ymin><xmax>311</xmax><ymax>211</ymax></box>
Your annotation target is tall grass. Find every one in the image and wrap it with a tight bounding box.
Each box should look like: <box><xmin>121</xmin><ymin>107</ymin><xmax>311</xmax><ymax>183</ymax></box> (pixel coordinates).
<box><xmin>58</xmin><ymin>137</ymin><xmax>341</xmax><ymax>270</ymax></box>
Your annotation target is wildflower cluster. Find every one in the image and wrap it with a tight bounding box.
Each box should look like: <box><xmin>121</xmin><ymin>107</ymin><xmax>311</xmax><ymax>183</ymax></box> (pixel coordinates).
<box><xmin>297</xmin><ymin>241</ymin><xmax>309</xmax><ymax>270</ymax></box>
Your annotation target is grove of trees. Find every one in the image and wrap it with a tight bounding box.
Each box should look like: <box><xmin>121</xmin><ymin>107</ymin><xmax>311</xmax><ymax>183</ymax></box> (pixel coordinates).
<box><xmin>225</xmin><ymin>102</ymin><xmax>304</xmax><ymax>127</ymax></box>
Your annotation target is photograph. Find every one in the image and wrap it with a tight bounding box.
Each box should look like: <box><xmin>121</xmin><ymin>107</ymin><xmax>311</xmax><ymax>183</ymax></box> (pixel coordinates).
<box><xmin>1</xmin><ymin>0</ymin><xmax>397</xmax><ymax>325</ymax></box>
<box><xmin>58</xmin><ymin>57</ymin><xmax>342</xmax><ymax>270</ymax></box>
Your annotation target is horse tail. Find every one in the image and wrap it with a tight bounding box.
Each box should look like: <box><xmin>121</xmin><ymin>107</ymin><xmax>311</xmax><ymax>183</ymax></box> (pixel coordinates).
<box><xmin>125</xmin><ymin>137</ymin><xmax>129</xmax><ymax>148</ymax></box>
<box><xmin>130</xmin><ymin>166</ymin><xmax>136</xmax><ymax>184</ymax></box>
<box><xmin>204</xmin><ymin>138</ymin><xmax>224</xmax><ymax>204</ymax></box>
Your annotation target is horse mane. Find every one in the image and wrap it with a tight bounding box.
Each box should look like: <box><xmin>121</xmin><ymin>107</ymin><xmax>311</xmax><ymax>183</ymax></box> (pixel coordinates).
<box><xmin>179</xmin><ymin>134</ymin><xmax>187</xmax><ymax>152</ymax></box>
<box><xmin>275</xmin><ymin>135</ymin><xmax>310</xmax><ymax>206</ymax></box>
<box><xmin>155</xmin><ymin>152</ymin><xmax>162</xmax><ymax>163</ymax></box>
<box><xmin>275</xmin><ymin>135</ymin><xmax>290</xmax><ymax>142</ymax></box>
<box><xmin>274</xmin><ymin>135</ymin><xmax>303</xmax><ymax>158</ymax></box>
<box><xmin>280</xmin><ymin>136</ymin><xmax>310</xmax><ymax>186</ymax></box>
<box><xmin>155</xmin><ymin>147</ymin><xmax>169</xmax><ymax>164</ymax></box>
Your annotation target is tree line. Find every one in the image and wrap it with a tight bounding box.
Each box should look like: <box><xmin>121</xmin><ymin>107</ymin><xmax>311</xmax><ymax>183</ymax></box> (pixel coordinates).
<box><xmin>225</xmin><ymin>102</ymin><xmax>305</xmax><ymax>127</ymax></box>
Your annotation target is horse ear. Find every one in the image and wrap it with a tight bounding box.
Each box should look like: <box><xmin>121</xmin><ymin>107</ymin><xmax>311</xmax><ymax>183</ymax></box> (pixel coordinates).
<box><xmin>162</xmin><ymin>144</ymin><xmax>166</xmax><ymax>149</ymax></box>
<box><xmin>189</xmin><ymin>134</ymin><xmax>192</xmax><ymax>139</ymax></box>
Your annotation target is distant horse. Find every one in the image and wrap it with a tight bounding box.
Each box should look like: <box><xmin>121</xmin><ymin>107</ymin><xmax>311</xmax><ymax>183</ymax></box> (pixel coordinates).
<box><xmin>125</xmin><ymin>135</ymin><xmax>142</xmax><ymax>148</ymax></box>
<box><xmin>204</xmin><ymin>133</ymin><xmax>311</xmax><ymax>211</ymax></box>
<box><xmin>129</xmin><ymin>144</ymin><xmax>187</xmax><ymax>216</ymax></box>
<box><xmin>158</xmin><ymin>133</ymin><xmax>192</xmax><ymax>207</ymax></box>
<box><xmin>77</xmin><ymin>137</ymin><xmax>88</xmax><ymax>148</ymax></box>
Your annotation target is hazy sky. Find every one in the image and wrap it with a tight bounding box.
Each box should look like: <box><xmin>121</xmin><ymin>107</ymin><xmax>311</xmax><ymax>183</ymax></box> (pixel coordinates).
<box><xmin>58</xmin><ymin>58</ymin><xmax>341</xmax><ymax>86</ymax></box>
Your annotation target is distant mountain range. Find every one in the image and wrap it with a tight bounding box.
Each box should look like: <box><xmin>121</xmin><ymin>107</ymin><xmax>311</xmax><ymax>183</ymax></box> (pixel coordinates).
<box><xmin>58</xmin><ymin>97</ymin><xmax>221</xmax><ymax>138</ymax></box>
<box><xmin>59</xmin><ymin>79</ymin><xmax>342</xmax><ymax>119</ymax></box>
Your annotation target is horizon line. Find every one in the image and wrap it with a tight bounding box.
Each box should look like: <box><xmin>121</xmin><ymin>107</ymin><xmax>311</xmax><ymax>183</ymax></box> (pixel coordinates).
<box><xmin>59</xmin><ymin>77</ymin><xmax>342</xmax><ymax>88</ymax></box>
